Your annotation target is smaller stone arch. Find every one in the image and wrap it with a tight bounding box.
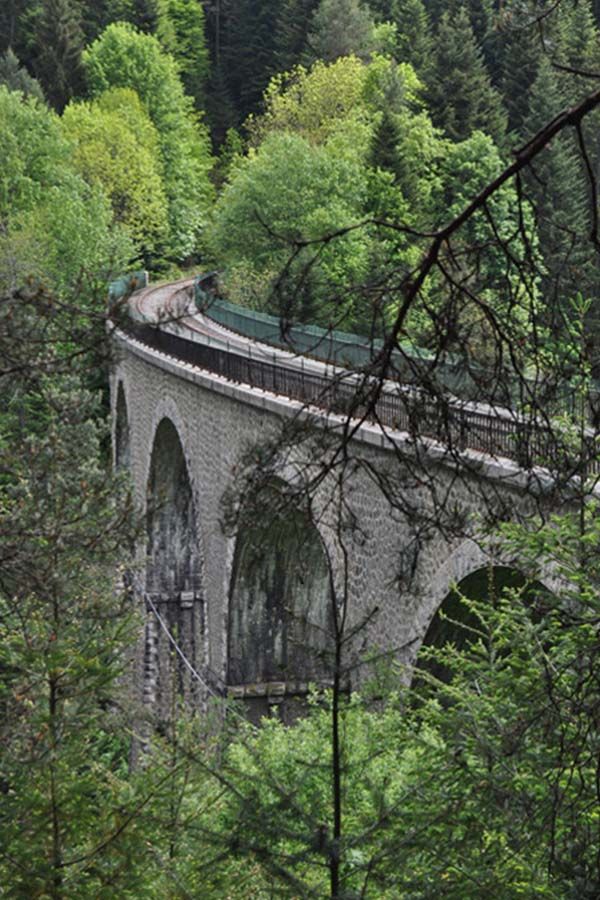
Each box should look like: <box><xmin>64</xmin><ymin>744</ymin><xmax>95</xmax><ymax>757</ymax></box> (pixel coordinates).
<box><xmin>417</xmin><ymin>560</ymin><xmax>552</xmax><ymax>686</ymax></box>
<box><xmin>114</xmin><ymin>381</ymin><xmax>131</xmax><ymax>470</ymax></box>
<box><xmin>227</xmin><ymin>480</ymin><xmax>333</xmax><ymax>695</ymax></box>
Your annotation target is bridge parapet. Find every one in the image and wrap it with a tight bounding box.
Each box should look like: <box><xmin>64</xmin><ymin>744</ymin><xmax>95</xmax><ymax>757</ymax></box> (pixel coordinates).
<box><xmin>115</xmin><ymin>290</ymin><xmax>585</xmax><ymax>477</ymax></box>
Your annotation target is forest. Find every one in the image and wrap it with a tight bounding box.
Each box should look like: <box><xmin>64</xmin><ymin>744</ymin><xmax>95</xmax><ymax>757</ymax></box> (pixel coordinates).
<box><xmin>2</xmin><ymin>0</ymin><xmax>600</xmax><ymax>897</ymax></box>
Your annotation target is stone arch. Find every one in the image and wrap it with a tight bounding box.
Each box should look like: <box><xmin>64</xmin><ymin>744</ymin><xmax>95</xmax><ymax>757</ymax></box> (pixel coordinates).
<box><xmin>114</xmin><ymin>380</ymin><xmax>130</xmax><ymax>470</ymax></box>
<box><xmin>417</xmin><ymin>549</ymin><xmax>553</xmax><ymax>684</ymax></box>
<box><xmin>227</xmin><ymin>479</ymin><xmax>333</xmax><ymax>692</ymax></box>
<box><xmin>145</xmin><ymin>417</ymin><xmax>205</xmax><ymax>711</ymax></box>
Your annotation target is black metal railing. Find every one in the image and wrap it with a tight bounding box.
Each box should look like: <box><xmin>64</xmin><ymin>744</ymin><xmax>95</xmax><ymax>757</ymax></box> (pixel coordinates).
<box><xmin>116</xmin><ymin>315</ymin><xmax>595</xmax><ymax>475</ymax></box>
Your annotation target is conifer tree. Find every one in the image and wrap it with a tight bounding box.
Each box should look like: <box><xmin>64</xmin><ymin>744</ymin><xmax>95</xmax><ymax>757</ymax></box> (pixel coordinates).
<box><xmin>129</xmin><ymin>0</ymin><xmax>162</xmax><ymax>32</ymax></box>
<box><xmin>157</xmin><ymin>0</ymin><xmax>210</xmax><ymax>109</ymax></box>
<box><xmin>370</xmin><ymin>108</ymin><xmax>403</xmax><ymax>179</ymax></box>
<box><xmin>365</xmin><ymin>0</ymin><xmax>395</xmax><ymax>18</ymax></box>
<box><xmin>33</xmin><ymin>0</ymin><xmax>85</xmax><ymax>110</ymax></box>
<box><xmin>0</xmin><ymin>0</ymin><xmax>34</xmax><ymax>56</ymax></box>
<box><xmin>0</xmin><ymin>49</ymin><xmax>45</xmax><ymax>101</ymax></box>
<box><xmin>525</xmin><ymin>58</ymin><xmax>591</xmax><ymax>325</ymax></box>
<box><xmin>555</xmin><ymin>0</ymin><xmax>600</xmax><ymax>102</ymax></box>
<box><xmin>219</xmin><ymin>0</ymin><xmax>278</xmax><ymax>122</ymax></box>
<box><xmin>306</xmin><ymin>0</ymin><xmax>375</xmax><ymax>63</ymax></box>
<box><xmin>274</xmin><ymin>0</ymin><xmax>320</xmax><ymax>71</ymax></box>
<box><xmin>389</xmin><ymin>0</ymin><xmax>433</xmax><ymax>76</ymax></box>
<box><xmin>424</xmin><ymin>7</ymin><xmax>507</xmax><ymax>145</ymax></box>
<box><xmin>497</xmin><ymin>16</ymin><xmax>541</xmax><ymax>136</ymax></box>
<box><xmin>204</xmin><ymin>61</ymin><xmax>238</xmax><ymax>143</ymax></box>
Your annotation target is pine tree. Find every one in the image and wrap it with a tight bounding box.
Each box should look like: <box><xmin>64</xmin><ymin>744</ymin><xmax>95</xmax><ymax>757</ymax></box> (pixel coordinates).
<box><xmin>203</xmin><ymin>61</ymin><xmax>238</xmax><ymax>142</ymax></box>
<box><xmin>424</xmin><ymin>0</ymin><xmax>495</xmax><ymax>69</ymax></box>
<box><xmin>33</xmin><ymin>0</ymin><xmax>85</xmax><ymax>111</ymax></box>
<box><xmin>365</xmin><ymin>0</ymin><xmax>395</xmax><ymax>18</ymax></box>
<box><xmin>496</xmin><ymin>15</ymin><xmax>542</xmax><ymax>137</ymax></box>
<box><xmin>0</xmin><ymin>286</ymin><xmax>144</xmax><ymax>895</ymax></box>
<box><xmin>157</xmin><ymin>0</ymin><xmax>210</xmax><ymax>108</ymax></box>
<box><xmin>306</xmin><ymin>0</ymin><xmax>375</xmax><ymax>63</ymax></box>
<box><xmin>0</xmin><ymin>0</ymin><xmax>35</xmax><ymax>56</ymax></box>
<box><xmin>555</xmin><ymin>0</ymin><xmax>600</xmax><ymax>102</ymax></box>
<box><xmin>219</xmin><ymin>0</ymin><xmax>278</xmax><ymax>122</ymax></box>
<box><xmin>0</xmin><ymin>49</ymin><xmax>45</xmax><ymax>101</ymax></box>
<box><xmin>525</xmin><ymin>58</ymin><xmax>592</xmax><ymax>328</ymax></box>
<box><xmin>129</xmin><ymin>0</ymin><xmax>162</xmax><ymax>32</ymax></box>
<box><xmin>390</xmin><ymin>0</ymin><xmax>433</xmax><ymax>76</ymax></box>
<box><xmin>274</xmin><ymin>0</ymin><xmax>320</xmax><ymax>71</ymax></box>
<box><xmin>424</xmin><ymin>8</ymin><xmax>507</xmax><ymax>145</ymax></box>
<box><xmin>370</xmin><ymin>108</ymin><xmax>403</xmax><ymax>178</ymax></box>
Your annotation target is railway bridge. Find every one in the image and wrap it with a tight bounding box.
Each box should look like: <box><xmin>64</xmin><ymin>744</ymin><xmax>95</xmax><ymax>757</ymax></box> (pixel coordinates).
<box><xmin>111</xmin><ymin>274</ymin><xmax>563</xmax><ymax>722</ymax></box>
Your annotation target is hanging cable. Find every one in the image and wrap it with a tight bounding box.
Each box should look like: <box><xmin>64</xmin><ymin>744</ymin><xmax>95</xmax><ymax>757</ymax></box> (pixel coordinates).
<box><xmin>144</xmin><ymin>592</ymin><xmax>255</xmax><ymax>728</ymax></box>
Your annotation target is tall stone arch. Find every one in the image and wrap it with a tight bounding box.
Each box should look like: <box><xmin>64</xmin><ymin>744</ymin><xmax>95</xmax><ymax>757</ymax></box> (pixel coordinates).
<box><xmin>144</xmin><ymin>417</ymin><xmax>205</xmax><ymax>716</ymax></box>
<box><xmin>227</xmin><ymin>481</ymin><xmax>333</xmax><ymax>716</ymax></box>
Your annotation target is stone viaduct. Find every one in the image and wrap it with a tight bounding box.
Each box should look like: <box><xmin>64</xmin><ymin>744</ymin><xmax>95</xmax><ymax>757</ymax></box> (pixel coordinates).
<box><xmin>111</xmin><ymin>276</ymin><xmax>559</xmax><ymax>722</ymax></box>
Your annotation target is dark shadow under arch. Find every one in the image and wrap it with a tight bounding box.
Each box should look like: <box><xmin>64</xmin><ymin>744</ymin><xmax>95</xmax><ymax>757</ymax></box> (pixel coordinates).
<box><xmin>417</xmin><ymin>565</ymin><xmax>552</xmax><ymax>686</ymax></box>
<box><xmin>145</xmin><ymin>418</ymin><xmax>204</xmax><ymax>706</ymax></box>
<box><xmin>228</xmin><ymin>483</ymin><xmax>332</xmax><ymax>687</ymax></box>
<box><xmin>115</xmin><ymin>382</ymin><xmax>130</xmax><ymax>470</ymax></box>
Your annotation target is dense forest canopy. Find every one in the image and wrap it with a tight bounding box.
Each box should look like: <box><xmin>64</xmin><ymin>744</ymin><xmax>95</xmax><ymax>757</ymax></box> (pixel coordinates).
<box><xmin>3</xmin><ymin>1</ymin><xmax>600</xmax><ymax>897</ymax></box>
<box><xmin>2</xmin><ymin>0</ymin><xmax>599</xmax><ymax>352</ymax></box>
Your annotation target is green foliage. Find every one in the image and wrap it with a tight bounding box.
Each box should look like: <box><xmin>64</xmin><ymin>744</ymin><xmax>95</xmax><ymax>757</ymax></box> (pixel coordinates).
<box><xmin>425</xmin><ymin>7</ymin><xmax>507</xmax><ymax>145</ymax></box>
<box><xmin>208</xmin><ymin>130</ymin><xmax>372</xmax><ymax>324</ymax></box>
<box><xmin>274</xmin><ymin>0</ymin><xmax>320</xmax><ymax>71</ymax></box>
<box><xmin>307</xmin><ymin>0</ymin><xmax>376</xmax><ymax>63</ymax></box>
<box><xmin>525</xmin><ymin>58</ymin><xmax>592</xmax><ymax>329</ymax></box>
<box><xmin>83</xmin><ymin>22</ymin><xmax>214</xmax><ymax>261</ymax></box>
<box><xmin>0</xmin><ymin>48</ymin><xmax>44</xmax><ymax>101</ymax></box>
<box><xmin>247</xmin><ymin>55</ymin><xmax>374</xmax><ymax>149</ymax></box>
<box><xmin>388</xmin><ymin>0</ymin><xmax>434</xmax><ymax>74</ymax></box>
<box><xmin>32</xmin><ymin>0</ymin><xmax>85</xmax><ymax>110</ymax></box>
<box><xmin>62</xmin><ymin>89</ymin><xmax>170</xmax><ymax>266</ymax></box>
<box><xmin>153</xmin><ymin>506</ymin><xmax>600</xmax><ymax>899</ymax></box>
<box><xmin>0</xmin><ymin>293</ymin><xmax>145</xmax><ymax>894</ymax></box>
<box><xmin>218</xmin><ymin>0</ymin><xmax>279</xmax><ymax>123</ymax></box>
<box><xmin>0</xmin><ymin>86</ymin><xmax>132</xmax><ymax>296</ymax></box>
<box><xmin>418</xmin><ymin>130</ymin><xmax>537</xmax><ymax>358</ymax></box>
<box><xmin>156</xmin><ymin>0</ymin><xmax>210</xmax><ymax>109</ymax></box>
<box><xmin>496</xmin><ymin>10</ymin><xmax>542</xmax><ymax>135</ymax></box>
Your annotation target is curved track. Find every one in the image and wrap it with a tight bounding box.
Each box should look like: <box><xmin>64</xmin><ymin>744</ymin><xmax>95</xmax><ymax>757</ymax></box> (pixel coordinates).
<box><xmin>128</xmin><ymin>277</ymin><xmax>332</xmax><ymax>376</ymax></box>
<box><xmin>119</xmin><ymin>278</ymin><xmax>580</xmax><ymax>476</ymax></box>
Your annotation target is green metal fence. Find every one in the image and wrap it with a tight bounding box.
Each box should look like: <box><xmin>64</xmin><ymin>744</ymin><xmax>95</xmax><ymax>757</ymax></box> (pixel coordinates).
<box><xmin>194</xmin><ymin>273</ymin><xmax>489</xmax><ymax>399</ymax></box>
<box><xmin>109</xmin><ymin>270</ymin><xmax>148</xmax><ymax>305</ymax></box>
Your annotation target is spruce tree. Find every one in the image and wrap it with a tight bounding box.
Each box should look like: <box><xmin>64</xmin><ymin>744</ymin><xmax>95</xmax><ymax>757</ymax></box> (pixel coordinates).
<box><xmin>496</xmin><ymin>16</ymin><xmax>541</xmax><ymax>137</ymax></box>
<box><xmin>390</xmin><ymin>0</ymin><xmax>433</xmax><ymax>76</ymax></box>
<box><xmin>33</xmin><ymin>0</ymin><xmax>85</xmax><ymax>110</ymax></box>
<box><xmin>157</xmin><ymin>0</ymin><xmax>210</xmax><ymax>109</ymax></box>
<box><xmin>365</xmin><ymin>0</ymin><xmax>395</xmax><ymax>18</ymax></box>
<box><xmin>129</xmin><ymin>0</ymin><xmax>162</xmax><ymax>32</ymax></box>
<box><xmin>0</xmin><ymin>0</ymin><xmax>35</xmax><ymax>56</ymax></box>
<box><xmin>306</xmin><ymin>0</ymin><xmax>375</xmax><ymax>63</ymax></box>
<box><xmin>370</xmin><ymin>108</ymin><xmax>403</xmax><ymax>179</ymax></box>
<box><xmin>0</xmin><ymin>49</ymin><xmax>45</xmax><ymax>101</ymax></box>
<box><xmin>555</xmin><ymin>0</ymin><xmax>600</xmax><ymax>102</ymax></box>
<box><xmin>274</xmin><ymin>0</ymin><xmax>320</xmax><ymax>71</ymax></box>
<box><xmin>424</xmin><ymin>8</ymin><xmax>507</xmax><ymax>145</ymax></box>
<box><xmin>525</xmin><ymin>58</ymin><xmax>592</xmax><ymax>327</ymax></box>
<box><xmin>424</xmin><ymin>0</ymin><xmax>495</xmax><ymax>71</ymax></box>
<box><xmin>219</xmin><ymin>0</ymin><xmax>278</xmax><ymax>122</ymax></box>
